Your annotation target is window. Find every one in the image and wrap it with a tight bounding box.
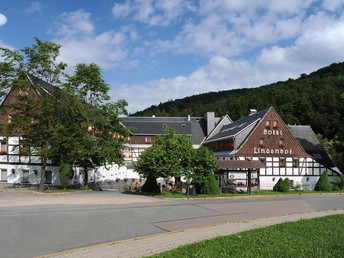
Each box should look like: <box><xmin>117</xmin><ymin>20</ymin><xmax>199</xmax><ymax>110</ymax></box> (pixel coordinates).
<box><xmin>279</xmin><ymin>138</ymin><xmax>285</xmax><ymax>148</ymax></box>
<box><xmin>280</xmin><ymin>158</ymin><xmax>286</xmax><ymax>167</ymax></box>
<box><xmin>19</xmin><ymin>145</ymin><xmax>30</xmax><ymax>156</ymax></box>
<box><xmin>259</xmin><ymin>138</ymin><xmax>266</xmax><ymax>147</ymax></box>
<box><xmin>145</xmin><ymin>137</ymin><xmax>152</xmax><ymax>144</ymax></box>
<box><xmin>0</xmin><ymin>141</ymin><xmax>7</xmax><ymax>155</ymax></box>
<box><xmin>265</xmin><ymin>120</ymin><xmax>272</xmax><ymax>129</ymax></box>
<box><xmin>293</xmin><ymin>158</ymin><xmax>300</xmax><ymax>168</ymax></box>
<box><xmin>273</xmin><ymin>121</ymin><xmax>280</xmax><ymax>129</ymax></box>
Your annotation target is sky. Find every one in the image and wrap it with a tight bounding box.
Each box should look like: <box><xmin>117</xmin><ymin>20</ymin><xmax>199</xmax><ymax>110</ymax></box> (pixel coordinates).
<box><xmin>1</xmin><ymin>0</ymin><xmax>344</xmax><ymax>114</ymax></box>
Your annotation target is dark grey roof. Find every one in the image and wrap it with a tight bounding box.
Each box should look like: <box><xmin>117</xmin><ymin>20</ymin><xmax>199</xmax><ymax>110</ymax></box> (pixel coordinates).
<box><xmin>122</xmin><ymin>116</ymin><xmax>207</xmax><ymax>145</ymax></box>
<box><xmin>27</xmin><ymin>74</ymin><xmax>56</xmax><ymax>96</ymax></box>
<box><xmin>206</xmin><ymin>108</ymin><xmax>268</xmax><ymax>142</ymax></box>
<box><xmin>289</xmin><ymin>125</ymin><xmax>340</xmax><ymax>172</ymax></box>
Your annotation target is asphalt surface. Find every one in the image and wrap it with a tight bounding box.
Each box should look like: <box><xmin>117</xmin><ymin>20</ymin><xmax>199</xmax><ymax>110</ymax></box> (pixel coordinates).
<box><xmin>0</xmin><ymin>187</ymin><xmax>343</xmax><ymax>258</ymax></box>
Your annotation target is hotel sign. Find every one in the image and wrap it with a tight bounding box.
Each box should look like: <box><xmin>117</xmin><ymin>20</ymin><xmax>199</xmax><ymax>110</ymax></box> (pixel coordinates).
<box><xmin>253</xmin><ymin>128</ymin><xmax>293</xmax><ymax>155</ymax></box>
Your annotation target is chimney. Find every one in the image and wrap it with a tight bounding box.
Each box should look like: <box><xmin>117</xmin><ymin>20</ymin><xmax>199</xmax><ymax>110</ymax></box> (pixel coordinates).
<box><xmin>204</xmin><ymin>112</ymin><xmax>215</xmax><ymax>135</ymax></box>
<box><xmin>249</xmin><ymin>109</ymin><xmax>257</xmax><ymax>116</ymax></box>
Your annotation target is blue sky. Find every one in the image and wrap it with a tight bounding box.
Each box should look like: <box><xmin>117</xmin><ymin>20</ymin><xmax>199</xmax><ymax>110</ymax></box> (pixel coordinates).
<box><xmin>1</xmin><ymin>0</ymin><xmax>344</xmax><ymax>113</ymax></box>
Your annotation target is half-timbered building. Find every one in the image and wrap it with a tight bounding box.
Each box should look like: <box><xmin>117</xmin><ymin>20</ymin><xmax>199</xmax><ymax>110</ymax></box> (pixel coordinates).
<box><xmin>0</xmin><ymin>75</ymin><xmax>60</xmax><ymax>185</ymax></box>
<box><xmin>203</xmin><ymin>107</ymin><xmax>341</xmax><ymax>191</ymax></box>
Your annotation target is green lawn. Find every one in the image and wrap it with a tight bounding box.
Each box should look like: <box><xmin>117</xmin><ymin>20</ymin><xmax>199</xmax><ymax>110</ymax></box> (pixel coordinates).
<box><xmin>149</xmin><ymin>214</ymin><xmax>344</xmax><ymax>258</ymax></box>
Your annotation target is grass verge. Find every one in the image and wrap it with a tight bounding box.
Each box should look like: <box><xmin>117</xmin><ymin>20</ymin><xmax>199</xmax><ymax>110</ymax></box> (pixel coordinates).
<box><xmin>149</xmin><ymin>214</ymin><xmax>344</xmax><ymax>258</ymax></box>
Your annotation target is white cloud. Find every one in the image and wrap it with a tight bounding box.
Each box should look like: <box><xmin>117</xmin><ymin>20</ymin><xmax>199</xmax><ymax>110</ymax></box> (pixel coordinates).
<box><xmin>112</xmin><ymin>0</ymin><xmax>133</xmax><ymax>18</ymax></box>
<box><xmin>321</xmin><ymin>0</ymin><xmax>344</xmax><ymax>11</ymax></box>
<box><xmin>112</xmin><ymin>0</ymin><xmax>194</xmax><ymax>26</ymax></box>
<box><xmin>53</xmin><ymin>10</ymin><xmax>94</xmax><ymax>38</ymax></box>
<box><xmin>57</xmin><ymin>31</ymin><xmax>128</xmax><ymax>71</ymax></box>
<box><xmin>0</xmin><ymin>13</ymin><xmax>7</xmax><ymax>26</ymax></box>
<box><xmin>51</xmin><ymin>10</ymin><xmax>138</xmax><ymax>72</ymax></box>
<box><xmin>24</xmin><ymin>2</ymin><xmax>42</xmax><ymax>14</ymax></box>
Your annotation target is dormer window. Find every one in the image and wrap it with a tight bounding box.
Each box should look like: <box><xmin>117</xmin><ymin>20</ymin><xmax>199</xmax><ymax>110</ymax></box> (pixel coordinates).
<box><xmin>182</xmin><ymin>124</ymin><xmax>186</xmax><ymax>128</ymax></box>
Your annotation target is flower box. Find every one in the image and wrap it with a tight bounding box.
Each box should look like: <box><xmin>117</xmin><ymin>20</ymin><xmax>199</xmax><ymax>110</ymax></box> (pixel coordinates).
<box><xmin>0</xmin><ymin>150</ymin><xmax>7</xmax><ymax>155</ymax></box>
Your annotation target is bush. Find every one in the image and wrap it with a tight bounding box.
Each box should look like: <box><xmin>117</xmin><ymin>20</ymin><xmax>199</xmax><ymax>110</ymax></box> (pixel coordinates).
<box><xmin>141</xmin><ymin>173</ymin><xmax>161</xmax><ymax>193</ymax></box>
<box><xmin>196</xmin><ymin>174</ymin><xmax>220</xmax><ymax>194</ymax></box>
<box><xmin>332</xmin><ymin>174</ymin><xmax>344</xmax><ymax>191</ymax></box>
<box><xmin>273</xmin><ymin>178</ymin><xmax>284</xmax><ymax>192</ymax></box>
<box><xmin>314</xmin><ymin>171</ymin><xmax>331</xmax><ymax>191</ymax></box>
<box><xmin>273</xmin><ymin>178</ymin><xmax>290</xmax><ymax>192</ymax></box>
<box><xmin>283</xmin><ymin>178</ymin><xmax>290</xmax><ymax>192</ymax></box>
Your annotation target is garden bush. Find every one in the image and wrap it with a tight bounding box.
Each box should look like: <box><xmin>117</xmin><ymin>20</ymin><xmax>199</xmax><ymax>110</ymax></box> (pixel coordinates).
<box><xmin>314</xmin><ymin>171</ymin><xmax>331</xmax><ymax>192</ymax></box>
<box><xmin>196</xmin><ymin>174</ymin><xmax>220</xmax><ymax>194</ymax></box>
<box><xmin>273</xmin><ymin>178</ymin><xmax>284</xmax><ymax>192</ymax></box>
<box><xmin>273</xmin><ymin>178</ymin><xmax>290</xmax><ymax>192</ymax></box>
<box><xmin>283</xmin><ymin>178</ymin><xmax>290</xmax><ymax>192</ymax></box>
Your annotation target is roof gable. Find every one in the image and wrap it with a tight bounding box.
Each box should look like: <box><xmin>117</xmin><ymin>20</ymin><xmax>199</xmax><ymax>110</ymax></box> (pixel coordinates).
<box><xmin>235</xmin><ymin>107</ymin><xmax>310</xmax><ymax>158</ymax></box>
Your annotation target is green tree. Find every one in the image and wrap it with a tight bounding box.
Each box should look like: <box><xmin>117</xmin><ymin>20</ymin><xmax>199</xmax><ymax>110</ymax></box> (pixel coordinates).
<box><xmin>135</xmin><ymin>128</ymin><xmax>219</xmax><ymax>194</ymax></box>
<box><xmin>135</xmin><ymin>127</ymin><xmax>194</xmax><ymax>180</ymax></box>
<box><xmin>65</xmin><ymin>63</ymin><xmax>129</xmax><ymax>188</ymax></box>
<box><xmin>190</xmin><ymin>146</ymin><xmax>220</xmax><ymax>194</ymax></box>
<box><xmin>0</xmin><ymin>38</ymin><xmax>67</xmax><ymax>190</ymax></box>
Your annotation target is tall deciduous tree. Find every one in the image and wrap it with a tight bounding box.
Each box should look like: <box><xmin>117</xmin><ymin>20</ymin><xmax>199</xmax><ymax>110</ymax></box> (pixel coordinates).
<box><xmin>64</xmin><ymin>63</ymin><xmax>129</xmax><ymax>188</ymax></box>
<box><xmin>0</xmin><ymin>38</ymin><xmax>67</xmax><ymax>190</ymax></box>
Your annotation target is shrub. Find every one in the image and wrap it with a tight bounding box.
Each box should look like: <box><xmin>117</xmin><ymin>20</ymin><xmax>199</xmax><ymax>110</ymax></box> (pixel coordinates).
<box><xmin>196</xmin><ymin>174</ymin><xmax>220</xmax><ymax>194</ymax></box>
<box><xmin>332</xmin><ymin>174</ymin><xmax>344</xmax><ymax>191</ymax></box>
<box><xmin>314</xmin><ymin>171</ymin><xmax>331</xmax><ymax>191</ymax></box>
<box><xmin>283</xmin><ymin>178</ymin><xmax>290</xmax><ymax>192</ymax></box>
<box><xmin>273</xmin><ymin>178</ymin><xmax>284</xmax><ymax>192</ymax></box>
<box><xmin>141</xmin><ymin>173</ymin><xmax>161</xmax><ymax>193</ymax></box>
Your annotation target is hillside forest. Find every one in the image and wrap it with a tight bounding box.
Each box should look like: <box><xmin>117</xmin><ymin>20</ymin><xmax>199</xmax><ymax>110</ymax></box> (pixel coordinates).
<box><xmin>133</xmin><ymin>62</ymin><xmax>344</xmax><ymax>172</ymax></box>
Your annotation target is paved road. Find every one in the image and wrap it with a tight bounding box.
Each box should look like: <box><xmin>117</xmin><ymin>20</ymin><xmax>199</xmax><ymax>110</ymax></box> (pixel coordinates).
<box><xmin>0</xmin><ymin>188</ymin><xmax>343</xmax><ymax>258</ymax></box>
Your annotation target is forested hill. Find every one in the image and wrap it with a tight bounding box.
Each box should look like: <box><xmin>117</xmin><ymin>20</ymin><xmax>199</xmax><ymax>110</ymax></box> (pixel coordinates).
<box><xmin>133</xmin><ymin>62</ymin><xmax>344</xmax><ymax>141</ymax></box>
